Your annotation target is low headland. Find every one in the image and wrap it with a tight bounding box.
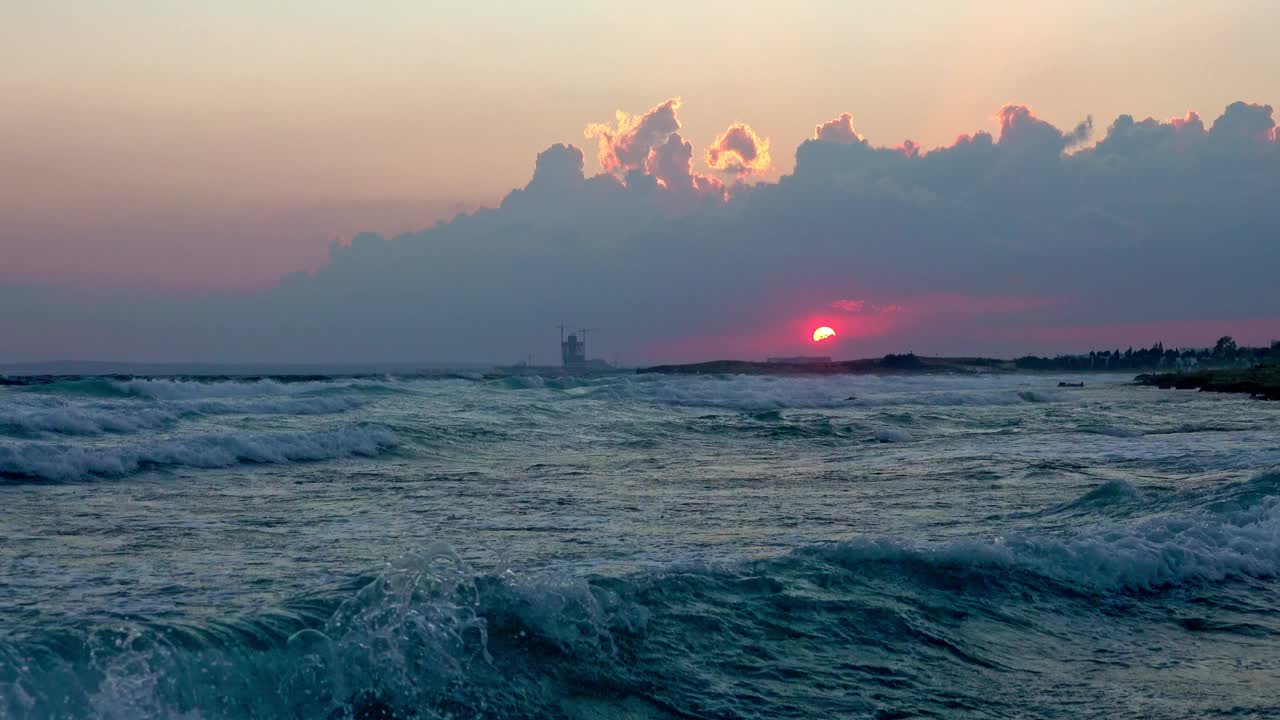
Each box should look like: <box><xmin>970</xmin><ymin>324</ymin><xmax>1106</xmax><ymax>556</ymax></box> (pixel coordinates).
<box><xmin>639</xmin><ymin>354</ymin><xmax>1001</xmax><ymax>376</ymax></box>
<box><xmin>640</xmin><ymin>337</ymin><xmax>1280</xmax><ymax>400</ymax></box>
<box><xmin>1134</xmin><ymin>367</ymin><xmax>1280</xmax><ymax>401</ymax></box>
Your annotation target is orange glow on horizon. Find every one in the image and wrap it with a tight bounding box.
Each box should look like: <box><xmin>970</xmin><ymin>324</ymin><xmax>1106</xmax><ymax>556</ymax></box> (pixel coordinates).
<box><xmin>812</xmin><ymin>326</ymin><xmax>836</xmax><ymax>342</ymax></box>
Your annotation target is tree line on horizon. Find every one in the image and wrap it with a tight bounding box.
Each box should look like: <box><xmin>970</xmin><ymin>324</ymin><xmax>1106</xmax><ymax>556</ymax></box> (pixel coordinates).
<box><xmin>1012</xmin><ymin>337</ymin><xmax>1280</xmax><ymax>371</ymax></box>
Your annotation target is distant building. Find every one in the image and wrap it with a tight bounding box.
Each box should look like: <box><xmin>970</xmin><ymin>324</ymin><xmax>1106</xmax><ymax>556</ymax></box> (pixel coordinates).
<box><xmin>767</xmin><ymin>356</ymin><xmax>832</xmax><ymax>364</ymax></box>
<box><xmin>561</xmin><ymin>328</ymin><xmax>610</xmax><ymax>371</ymax></box>
<box><xmin>562</xmin><ymin>333</ymin><xmax>586</xmax><ymax>369</ymax></box>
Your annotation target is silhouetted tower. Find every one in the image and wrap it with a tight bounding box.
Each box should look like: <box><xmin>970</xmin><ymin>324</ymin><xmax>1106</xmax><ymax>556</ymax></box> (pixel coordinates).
<box><xmin>561</xmin><ymin>332</ymin><xmax>586</xmax><ymax>369</ymax></box>
<box><xmin>559</xmin><ymin>324</ymin><xmax>604</xmax><ymax>371</ymax></box>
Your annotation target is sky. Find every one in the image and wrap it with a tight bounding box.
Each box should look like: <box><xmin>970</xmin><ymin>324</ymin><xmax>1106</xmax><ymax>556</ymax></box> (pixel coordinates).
<box><xmin>2</xmin><ymin>1</ymin><xmax>1279</xmax><ymax>363</ymax></box>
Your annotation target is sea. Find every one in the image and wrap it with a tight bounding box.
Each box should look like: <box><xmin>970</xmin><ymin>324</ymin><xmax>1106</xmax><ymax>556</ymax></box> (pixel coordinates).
<box><xmin>0</xmin><ymin>371</ymin><xmax>1277</xmax><ymax>719</ymax></box>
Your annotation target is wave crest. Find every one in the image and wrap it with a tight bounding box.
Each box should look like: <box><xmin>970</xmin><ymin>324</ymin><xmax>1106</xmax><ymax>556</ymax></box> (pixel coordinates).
<box><xmin>0</xmin><ymin>406</ymin><xmax>178</xmax><ymax>436</ymax></box>
<box><xmin>813</xmin><ymin>477</ymin><xmax>1280</xmax><ymax>593</ymax></box>
<box><xmin>0</xmin><ymin>425</ymin><xmax>399</xmax><ymax>482</ymax></box>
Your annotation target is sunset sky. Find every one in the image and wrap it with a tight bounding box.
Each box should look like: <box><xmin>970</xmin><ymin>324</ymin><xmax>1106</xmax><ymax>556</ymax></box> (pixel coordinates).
<box><xmin>3</xmin><ymin>1</ymin><xmax>1278</xmax><ymax>362</ymax></box>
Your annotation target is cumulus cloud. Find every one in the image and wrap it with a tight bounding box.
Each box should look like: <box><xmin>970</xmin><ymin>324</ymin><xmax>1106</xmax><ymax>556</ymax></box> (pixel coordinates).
<box><xmin>815</xmin><ymin>113</ymin><xmax>864</xmax><ymax>144</ymax></box>
<box><xmin>4</xmin><ymin>99</ymin><xmax>1278</xmax><ymax>364</ymax></box>
<box><xmin>645</xmin><ymin>134</ymin><xmax>725</xmax><ymax>197</ymax></box>
<box><xmin>705</xmin><ymin>123</ymin><xmax>771</xmax><ymax>176</ymax></box>
<box><xmin>584</xmin><ymin>97</ymin><xmax>684</xmax><ymax>174</ymax></box>
<box><xmin>996</xmin><ymin>104</ymin><xmax>1093</xmax><ymax>155</ymax></box>
<box><xmin>895</xmin><ymin>139</ymin><xmax>920</xmax><ymax>158</ymax></box>
<box><xmin>580</xmin><ymin>98</ymin><xmax>727</xmax><ymax>198</ymax></box>
<box><xmin>1098</xmin><ymin>113</ymin><xmax>1199</xmax><ymax>155</ymax></box>
<box><xmin>1170</xmin><ymin>110</ymin><xmax>1205</xmax><ymax>133</ymax></box>
<box><xmin>530</xmin><ymin>143</ymin><xmax>585</xmax><ymax>187</ymax></box>
<box><xmin>1210</xmin><ymin>101</ymin><xmax>1276</xmax><ymax>143</ymax></box>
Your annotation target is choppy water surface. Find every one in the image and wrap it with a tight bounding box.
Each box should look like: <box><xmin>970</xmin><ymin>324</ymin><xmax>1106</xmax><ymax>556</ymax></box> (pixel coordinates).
<box><xmin>1</xmin><ymin>372</ymin><xmax>1277</xmax><ymax>719</ymax></box>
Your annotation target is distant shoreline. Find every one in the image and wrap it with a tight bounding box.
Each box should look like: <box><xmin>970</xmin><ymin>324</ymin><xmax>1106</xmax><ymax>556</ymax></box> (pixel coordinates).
<box><xmin>4</xmin><ymin>356</ymin><xmax>1275</xmax><ymax>401</ymax></box>
<box><xmin>639</xmin><ymin>356</ymin><xmax>1280</xmax><ymax>400</ymax></box>
<box><xmin>1135</xmin><ymin>367</ymin><xmax>1280</xmax><ymax>401</ymax></box>
<box><xmin>636</xmin><ymin>356</ymin><xmax>1007</xmax><ymax>376</ymax></box>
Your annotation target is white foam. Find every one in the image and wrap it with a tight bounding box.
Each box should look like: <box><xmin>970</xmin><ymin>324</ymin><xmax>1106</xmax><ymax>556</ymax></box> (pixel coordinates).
<box><xmin>0</xmin><ymin>406</ymin><xmax>177</xmax><ymax>436</ymax></box>
<box><xmin>874</xmin><ymin>428</ymin><xmax>912</xmax><ymax>443</ymax></box>
<box><xmin>822</xmin><ymin>479</ymin><xmax>1280</xmax><ymax>592</ymax></box>
<box><xmin>109</xmin><ymin>378</ymin><xmax>393</xmax><ymax>401</ymax></box>
<box><xmin>988</xmin><ymin>500</ymin><xmax>1280</xmax><ymax>590</ymax></box>
<box><xmin>111</xmin><ymin>378</ymin><xmax>299</xmax><ymax>399</ymax></box>
<box><xmin>0</xmin><ymin>395</ymin><xmax>369</xmax><ymax>437</ymax></box>
<box><xmin>0</xmin><ymin>426</ymin><xmax>399</xmax><ymax>481</ymax></box>
<box><xmin>186</xmin><ymin>395</ymin><xmax>368</xmax><ymax>416</ymax></box>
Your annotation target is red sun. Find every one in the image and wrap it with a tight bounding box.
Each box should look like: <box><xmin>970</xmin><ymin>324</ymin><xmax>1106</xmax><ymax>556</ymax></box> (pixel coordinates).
<box><xmin>812</xmin><ymin>326</ymin><xmax>836</xmax><ymax>342</ymax></box>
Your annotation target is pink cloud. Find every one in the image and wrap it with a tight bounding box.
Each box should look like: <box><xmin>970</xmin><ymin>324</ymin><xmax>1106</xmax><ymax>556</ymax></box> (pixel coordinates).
<box><xmin>830</xmin><ymin>299</ymin><xmax>907</xmax><ymax>315</ymax></box>
<box><xmin>814</xmin><ymin>113</ymin><xmax>864</xmax><ymax>144</ymax></box>
<box><xmin>645</xmin><ymin>134</ymin><xmax>725</xmax><ymax>197</ymax></box>
<box><xmin>997</xmin><ymin>105</ymin><xmax>1048</xmax><ymax>141</ymax></box>
<box><xmin>582</xmin><ymin>98</ymin><xmax>731</xmax><ymax>198</ymax></box>
<box><xmin>951</xmin><ymin>131</ymin><xmax>994</xmax><ymax>148</ymax></box>
<box><xmin>1169</xmin><ymin>110</ymin><xmax>1205</xmax><ymax>134</ymax></box>
<box><xmin>997</xmin><ymin>104</ymin><xmax>1091</xmax><ymax>152</ymax></box>
<box><xmin>706</xmin><ymin>122</ymin><xmax>771</xmax><ymax>176</ymax></box>
<box><xmin>584</xmin><ymin>98</ymin><xmax>683</xmax><ymax>175</ymax></box>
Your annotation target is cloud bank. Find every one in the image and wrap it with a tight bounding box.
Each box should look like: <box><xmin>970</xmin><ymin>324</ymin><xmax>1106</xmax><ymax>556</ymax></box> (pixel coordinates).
<box><xmin>3</xmin><ymin>99</ymin><xmax>1278</xmax><ymax>364</ymax></box>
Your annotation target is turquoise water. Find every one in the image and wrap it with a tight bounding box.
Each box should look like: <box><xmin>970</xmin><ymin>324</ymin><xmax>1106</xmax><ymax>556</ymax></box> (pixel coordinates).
<box><xmin>1</xmin><ymin>372</ymin><xmax>1277</xmax><ymax>719</ymax></box>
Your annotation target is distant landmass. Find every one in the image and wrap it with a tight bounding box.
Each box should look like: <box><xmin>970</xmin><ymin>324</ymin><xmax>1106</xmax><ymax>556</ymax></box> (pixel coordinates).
<box><xmin>640</xmin><ymin>338</ymin><xmax>1279</xmax><ymax>376</ymax></box>
<box><xmin>1135</xmin><ymin>367</ymin><xmax>1280</xmax><ymax>401</ymax></box>
<box><xmin>639</xmin><ymin>354</ymin><xmax>991</xmax><ymax>376</ymax></box>
<box><xmin>639</xmin><ymin>338</ymin><xmax>1280</xmax><ymax>400</ymax></box>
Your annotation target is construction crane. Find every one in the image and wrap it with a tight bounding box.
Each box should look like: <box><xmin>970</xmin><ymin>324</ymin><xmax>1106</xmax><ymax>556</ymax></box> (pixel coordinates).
<box><xmin>556</xmin><ymin>325</ymin><xmax>603</xmax><ymax>370</ymax></box>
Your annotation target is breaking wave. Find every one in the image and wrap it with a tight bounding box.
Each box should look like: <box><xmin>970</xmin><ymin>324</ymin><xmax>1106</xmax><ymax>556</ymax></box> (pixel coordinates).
<box><xmin>0</xmin><ymin>425</ymin><xmax>399</xmax><ymax>482</ymax></box>
<box><xmin>18</xmin><ymin>376</ymin><xmax>403</xmax><ymax>401</ymax></box>
<box><xmin>4</xmin><ymin>473</ymin><xmax>1280</xmax><ymax>718</ymax></box>
<box><xmin>0</xmin><ymin>405</ymin><xmax>179</xmax><ymax>436</ymax></box>
<box><xmin>109</xmin><ymin>378</ymin><xmax>395</xmax><ymax>400</ymax></box>
<box><xmin>2</xmin><ymin>371</ymin><xmax>1275</xmax><ymax>718</ymax></box>
<box><xmin>0</xmin><ymin>396</ymin><xmax>370</xmax><ymax>437</ymax></box>
<box><xmin>874</xmin><ymin>427</ymin><xmax>913</xmax><ymax>443</ymax></box>
<box><xmin>185</xmin><ymin>395</ymin><xmax>370</xmax><ymax>416</ymax></box>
